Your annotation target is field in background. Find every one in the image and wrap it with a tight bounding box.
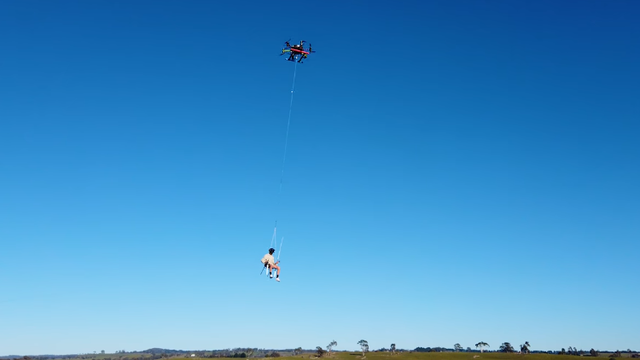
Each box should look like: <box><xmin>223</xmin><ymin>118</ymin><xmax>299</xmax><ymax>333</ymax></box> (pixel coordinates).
<box><xmin>164</xmin><ymin>351</ymin><xmax>637</xmax><ymax>360</ymax></box>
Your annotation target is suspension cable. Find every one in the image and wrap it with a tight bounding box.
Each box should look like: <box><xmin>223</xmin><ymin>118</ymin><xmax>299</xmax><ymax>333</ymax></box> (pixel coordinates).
<box><xmin>270</xmin><ymin>60</ymin><xmax>298</xmax><ymax>254</ymax></box>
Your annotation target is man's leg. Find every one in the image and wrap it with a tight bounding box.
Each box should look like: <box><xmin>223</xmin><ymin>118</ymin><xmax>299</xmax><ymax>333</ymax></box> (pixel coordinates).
<box><xmin>271</xmin><ymin>264</ymin><xmax>280</xmax><ymax>276</ymax></box>
<box><xmin>272</xmin><ymin>264</ymin><xmax>281</xmax><ymax>282</ymax></box>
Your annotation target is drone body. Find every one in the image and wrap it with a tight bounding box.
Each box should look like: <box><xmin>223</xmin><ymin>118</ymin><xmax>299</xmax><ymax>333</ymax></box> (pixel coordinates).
<box><xmin>281</xmin><ymin>40</ymin><xmax>314</xmax><ymax>63</ymax></box>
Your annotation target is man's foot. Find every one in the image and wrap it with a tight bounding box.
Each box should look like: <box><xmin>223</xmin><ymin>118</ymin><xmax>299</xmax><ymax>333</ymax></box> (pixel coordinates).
<box><xmin>269</xmin><ymin>273</ymin><xmax>273</xmax><ymax>279</ymax></box>
<box><xmin>276</xmin><ymin>277</ymin><xmax>280</xmax><ymax>282</ymax></box>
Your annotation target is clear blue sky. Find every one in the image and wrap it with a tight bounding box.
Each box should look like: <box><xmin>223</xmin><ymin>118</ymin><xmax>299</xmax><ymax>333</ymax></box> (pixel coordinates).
<box><xmin>1</xmin><ymin>0</ymin><xmax>639</xmax><ymax>355</ymax></box>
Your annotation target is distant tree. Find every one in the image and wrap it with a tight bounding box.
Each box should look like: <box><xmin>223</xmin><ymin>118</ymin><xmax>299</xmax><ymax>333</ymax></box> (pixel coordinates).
<box><xmin>466</xmin><ymin>348</ymin><xmax>472</xmax><ymax>352</ymax></box>
<box><xmin>610</xmin><ymin>351</ymin><xmax>622</xmax><ymax>358</ymax></box>
<box><xmin>520</xmin><ymin>342</ymin><xmax>530</xmax><ymax>354</ymax></box>
<box><xmin>358</xmin><ymin>340</ymin><xmax>369</xmax><ymax>357</ymax></box>
<box><xmin>590</xmin><ymin>349</ymin><xmax>598</xmax><ymax>357</ymax></box>
<box><xmin>454</xmin><ymin>344</ymin><xmax>463</xmax><ymax>352</ymax></box>
<box><xmin>293</xmin><ymin>348</ymin><xmax>303</xmax><ymax>356</ymax></box>
<box><xmin>327</xmin><ymin>341</ymin><xmax>337</xmax><ymax>356</ymax></box>
<box><xmin>475</xmin><ymin>342</ymin><xmax>489</xmax><ymax>353</ymax></box>
<box><xmin>390</xmin><ymin>344</ymin><xmax>396</xmax><ymax>355</ymax></box>
<box><xmin>560</xmin><ymin>349</ymin><xmax>566</xmax><ymax>355</ymax></box>
<box><xmin>500</xmin><ymin>343</ymin><xmax>515</xmax><ymax>353</ymax></box>
<box><xmin>316</xmin><ymin>347</ymin><xmax>326</xmax><ymax>358</ymax></box>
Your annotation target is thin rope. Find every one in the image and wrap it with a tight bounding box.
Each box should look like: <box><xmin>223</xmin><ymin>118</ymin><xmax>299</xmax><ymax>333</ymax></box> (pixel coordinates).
<box><xmin>278</xmin><ymin>60</ymin><xmax>298</xmax><ymax>196</ymax></box>
<box><xmin>270</xmin><ymin>59</ymin><xmax>298</xmax><ymax>254</ymax></box>
<box><xmin>277</xmin><ymin>237</ymin><xmax>284</xmax><ymax>261</ymax></box>
<box><xmin>270</xmin><ymin>226</ymin><xmax>277</xmax><ymax>249</ymax></box>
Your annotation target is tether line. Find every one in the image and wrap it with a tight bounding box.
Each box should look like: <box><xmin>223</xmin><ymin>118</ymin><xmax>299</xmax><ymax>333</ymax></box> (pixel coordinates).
<box><xmin>279</xmin><ymin>60</ymin><xmax>298</xmax><ymax>196</ymax></box>
<box><xmin>271</xmin><ymin>60</ymin><xmax>298</xmax><ymax>250</ymax></box>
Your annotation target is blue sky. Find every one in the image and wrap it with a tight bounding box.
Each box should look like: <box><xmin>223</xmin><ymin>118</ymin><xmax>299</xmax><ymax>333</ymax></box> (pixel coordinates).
<box><xmin>1</xmin><ymin>0</ymin><xmax>639</xmax><ymax>355</ymax></box>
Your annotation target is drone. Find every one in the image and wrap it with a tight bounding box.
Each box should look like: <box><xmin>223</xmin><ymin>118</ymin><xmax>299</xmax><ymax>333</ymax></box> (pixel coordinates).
<box><xmin>281</xmin><ymin>40</ymin><xmax>315</xmax><ymax>63</ymax></box>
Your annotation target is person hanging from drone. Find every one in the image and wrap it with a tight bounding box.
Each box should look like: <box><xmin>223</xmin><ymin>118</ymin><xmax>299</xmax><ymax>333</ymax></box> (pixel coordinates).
<box><xmin>259</xmin><ymin>39</ymin><xmax>315</xmax><ymax>284</ymax></box>
<box><xmin>281</xmin><ymin>40</ymin><xmax>313</xmax><ymax>63</ymax></box>
<box><xmin>261</xmin><ymin>248</ymin><xmax>281</xmax><ymax>282</ymax></box>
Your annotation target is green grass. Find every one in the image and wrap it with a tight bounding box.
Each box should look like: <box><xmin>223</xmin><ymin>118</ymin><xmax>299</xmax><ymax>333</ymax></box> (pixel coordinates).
<box><xmin>329</xmin><ymin>353</ymin><xmax>567</xmax><ymax>360</ymax></box>
<box><xmin>55</xmin><ymin>351</ymin><xmax>636</xmax><ymax>360</ymax></box>
<box><xmin>242</xmin><ymin>353</ymin><xmax>631</xmax><ymax>360</ymax></box>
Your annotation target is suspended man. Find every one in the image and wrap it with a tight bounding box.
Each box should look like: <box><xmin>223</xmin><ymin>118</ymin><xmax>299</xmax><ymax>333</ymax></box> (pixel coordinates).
<box><xmin>261</xmin><ymin>247</ymin><xmax>281</xmax><ymax>282</ymax></box>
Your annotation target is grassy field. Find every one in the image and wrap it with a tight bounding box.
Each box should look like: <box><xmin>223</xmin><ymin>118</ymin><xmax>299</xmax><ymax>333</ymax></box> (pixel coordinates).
<box><xmin>48</xmin><ymin>350</ymin><xmax>637</xmax><ymax>360</ymax></box>
<box><xmin>326</xmin><ymin>354</ymin><xmax>623</xmax><ymax>360</ymax></box>
<box><xmin>166</xmin><ymin>352</ymin><xmax>635</xmax><ymax>360</ymax></box>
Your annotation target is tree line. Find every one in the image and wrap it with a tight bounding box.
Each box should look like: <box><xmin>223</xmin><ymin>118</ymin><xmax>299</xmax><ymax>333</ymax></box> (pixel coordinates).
<box><xmin>6</xmin><ymin>344</ymin><xmax>639</xmax><ymax>360</ymax></box>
